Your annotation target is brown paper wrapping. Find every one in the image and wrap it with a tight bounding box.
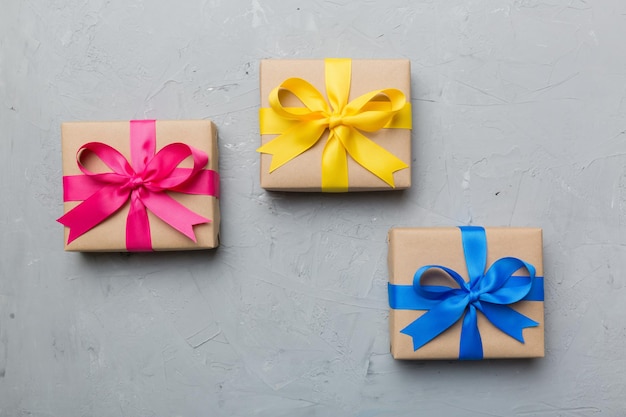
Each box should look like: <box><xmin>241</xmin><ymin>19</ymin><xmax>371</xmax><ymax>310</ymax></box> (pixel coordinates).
<box><xmin>259</xmin><ymin>59</ymin><xmax>412</xmax><ymax>192</ymax></box>
<box><xmin>61</xmin><ymin>120</ymin><xmax>220</xmax><ymax>252</ymax></box>
<box><xmin>388</xmin><ymin>227</ymin><xmax>544</xmax><ymax>360</ymax></box>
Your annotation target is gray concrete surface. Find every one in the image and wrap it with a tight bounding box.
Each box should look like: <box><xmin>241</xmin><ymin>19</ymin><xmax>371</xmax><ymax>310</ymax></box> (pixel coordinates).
<box><xmin>1</xmin><ymin>0</ymin><xmax>625</xmax><ymax>416</ymax></box>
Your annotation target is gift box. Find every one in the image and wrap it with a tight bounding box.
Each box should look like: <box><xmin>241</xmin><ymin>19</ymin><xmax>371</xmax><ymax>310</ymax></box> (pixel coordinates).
<box><xmin>258</xmin><ymin>58</ymin><xmax>412</xmax><ymax>192</ymax></box>
<box><xmin>388</xmin><ymin>226</ymin><xmax>544</xmax><ymax>360</ymax></box>
<box><xmin>58</xmin><ymin>120</ymin><xmax>220</xmax><ymax>251</ymax></box>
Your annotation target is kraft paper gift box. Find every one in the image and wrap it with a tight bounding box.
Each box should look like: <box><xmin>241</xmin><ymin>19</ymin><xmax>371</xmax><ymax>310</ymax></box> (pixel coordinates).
<box><xmin>258</xmin><ymin>58</ymin><xmax>412</xmax><ymax>192</ymax></box>
<box><xmin>58</xmin><ymin>120</ymin><xmax>220</xmax><ymax>252</ymax></box>
<box><xmin>388</xmin><ymin>226</ymin><xmax>544</xmax><ymax>360</ymax></box>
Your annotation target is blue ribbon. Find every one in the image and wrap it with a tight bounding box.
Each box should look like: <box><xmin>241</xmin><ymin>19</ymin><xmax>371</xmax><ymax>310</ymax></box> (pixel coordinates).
<box><xmin>388</xmin><ymin>226</ymin><xmax>544</xmax><ymax>360</ymax></box>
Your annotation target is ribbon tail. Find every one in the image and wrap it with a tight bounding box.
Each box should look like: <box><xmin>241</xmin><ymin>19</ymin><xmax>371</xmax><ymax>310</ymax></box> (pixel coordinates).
<box><xmin>57</xmin><ymin>185</ymin><xmax>129</xmax><ymax>244</ymax></box>
<box><xmin>321</xmin><ymin>132</ymin><xmax>349</xmax><ymax>192</ymax></box>
<box><xmin>459</xmin><ymin>304</ymin><xmax>483</xmax><ymax>360</ymax></box>
<box><xmin>400</xmin><ymin>300</ymin><xmax>466</xmax><ymax>352</ymax></box>
<box><xmin>257</xmin><ymin>121</ymin><xmax>327</xmax><ymax>171</ymax></box>
<box><xmin>480</xmin><ymin>302</ymin><xmax>539</xmax><ymax>343</ymax></box>
<box><xmin>338</xmin><ymin>127</ymin><xmax>408</xmax><ymax>188</ymax></box>
<box><xmin>126</xmin><ymin>192</ymin><xmax>152</xmax><ymax>251</ymax></box>
<box><xmin>141</xmin><ymin>192</ymin><xmax>209</xmax><ymax>242</ymax></box>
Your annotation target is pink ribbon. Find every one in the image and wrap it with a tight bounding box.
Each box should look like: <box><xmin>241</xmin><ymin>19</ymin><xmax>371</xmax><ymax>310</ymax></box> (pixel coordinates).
<box><xmin>57</xmin><ymin>120</ymin><xmax>220</xmax><ymax>251</ymax></box>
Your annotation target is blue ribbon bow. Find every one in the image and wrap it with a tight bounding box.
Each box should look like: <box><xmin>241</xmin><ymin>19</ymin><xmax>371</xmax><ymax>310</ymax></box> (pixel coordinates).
<box><xmin>388</xmin><ymin>226</ymin><xmax>544</xmax><ymax>360</ymax></box>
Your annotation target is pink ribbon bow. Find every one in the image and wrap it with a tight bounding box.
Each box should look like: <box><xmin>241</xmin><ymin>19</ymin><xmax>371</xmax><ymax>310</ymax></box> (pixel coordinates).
<box><xmin>57</xmin><ymin>120</ymin><xmax>219</xmax><ymax>251</ymax></box>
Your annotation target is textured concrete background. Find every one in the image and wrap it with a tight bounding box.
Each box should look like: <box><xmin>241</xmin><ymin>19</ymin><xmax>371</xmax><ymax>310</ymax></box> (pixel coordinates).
<box><xmin>1</xmin><ymin>0</ymin><xmax>625</xmax><ymax>416</ymax></box>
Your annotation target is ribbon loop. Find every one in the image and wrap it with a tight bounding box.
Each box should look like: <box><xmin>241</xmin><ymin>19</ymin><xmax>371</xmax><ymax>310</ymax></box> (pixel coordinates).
<box><xmin>76</xmin><ymin>142</ymin><xmax>136</xmax><ymax>180</ymax></box>
<box><xmin>58</xmin><ymin>120</ymin><xmax>218</xmax><ymax>251</ymax></box>
<box><xmin>388</xmin><ymin>226</ymin><xmax>543</xmax><ymax>360</ymax></box>
<box><xmin>258</xmin><ymin>58</ymin><xmax>411</xmax><ymax>192</ymax></box>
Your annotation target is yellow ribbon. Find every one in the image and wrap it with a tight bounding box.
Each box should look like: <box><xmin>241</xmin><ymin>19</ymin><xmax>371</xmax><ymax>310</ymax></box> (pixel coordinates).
<box><xmin>258</xmin><ymin>58</ymin><xmax>412</xmax><ymax>192</ymax></box>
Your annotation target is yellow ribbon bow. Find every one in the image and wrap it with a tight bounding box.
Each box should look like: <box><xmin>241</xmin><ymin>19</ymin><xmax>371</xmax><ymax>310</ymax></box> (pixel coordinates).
<box><xmin>258</xmin><ymin>58</ymin><xmax>412</xmax><ymax>192</ymax></box>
